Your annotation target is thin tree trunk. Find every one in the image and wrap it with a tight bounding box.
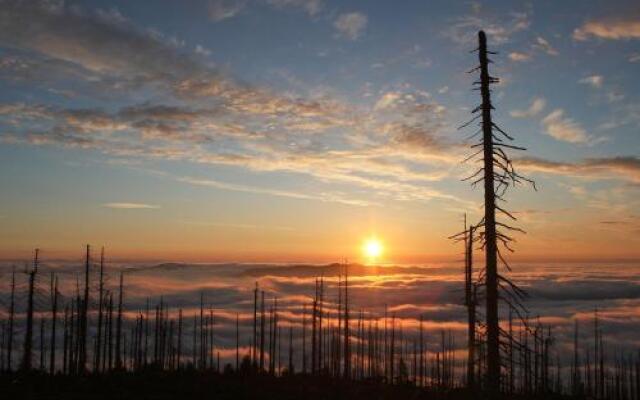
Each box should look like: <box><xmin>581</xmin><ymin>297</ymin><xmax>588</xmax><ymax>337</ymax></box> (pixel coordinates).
<box><xmin>21</xmin><ymin>249</ymin><xmax>39</xmax><ymax>371</ymax></box>
<box><xmin>95</xmin><ymin>247</ymin><xmax>105</xmax><ymax>372</ymax></box>
<box><xmin>115</xmin><ymin>272</ymin><xmax>124</xmax><ymax>369</ymax></box>
<box><xmin>344</xmin><ymin>264</ymin><xmax>350</xmax><ymax>379</ymax></box>
<box><xmin>49</xmin><ymin>273</ymin><xmax>58</xmax><ymax>374</ymax></box>
<box><xmin>6</xmin><ymin>266</ymin><xmax>15</xmax><ymax>371</ymax></box>
<box><xmin>79</xmin><ymin>245</ymin><xmax>90</xmax><ymax>373</ymax></box>
<box><xmin>177</xmin><ymin>309</ymin><xmax>182</xmax><ymax>369</ymax></box>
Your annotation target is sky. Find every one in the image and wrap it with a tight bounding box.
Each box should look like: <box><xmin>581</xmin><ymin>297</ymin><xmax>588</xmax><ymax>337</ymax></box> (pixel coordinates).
<box><xmin>0</xmin><ymin>0</ymin><xmax>639</xmax><ymax>262</ymax></box>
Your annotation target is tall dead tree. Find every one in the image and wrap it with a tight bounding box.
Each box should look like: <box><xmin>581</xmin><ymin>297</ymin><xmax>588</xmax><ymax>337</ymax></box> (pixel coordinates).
<box><xmin>477</xmin><ymin>30</ymin><xmax>500</xmax><ymax>392</ymax></box>
<box><xmin>79</xmin><ymin>245</ymin><xmax>90</xmax><ymax>373</ymax></box>
<box><xmin>95</xmin><ymin>247</ymin><xmax>105</xmax><ymax>372</ymax></box>
<box><xmin>461</xmin><ymin>30</ymin><xmax>535</xmax><ymax>393</ymax></box>
<box><xmin>21</xmin><ymin>249</ymin><xmax>39</xmax><ymax>371</ymax></box>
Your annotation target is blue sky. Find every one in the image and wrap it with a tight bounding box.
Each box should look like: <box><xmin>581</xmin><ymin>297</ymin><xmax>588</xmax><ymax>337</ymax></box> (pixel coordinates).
<box><xmin>0</xmin><ymin>0</ymin><xmax>638</xmax><ymax>261</ymax></box>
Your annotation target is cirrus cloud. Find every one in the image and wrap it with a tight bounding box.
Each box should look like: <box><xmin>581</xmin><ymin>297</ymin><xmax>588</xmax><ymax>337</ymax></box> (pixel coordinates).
<box><xmin>541</xmin><ymin>109</ymin><xmax>590</xmax><ymax>144</ymax></box>
<box><xmin>510</xmin><ymin>97</ymin><xmax>546</xmax><ymax>118</ymax></box>
<box><xmin>334</xmin><ymin>12</ymin><xmax>368</xmax><ymax>41</ymax></box>
<box><xmin>103</xmin><ymin>202</ymin><xmax>160</xmax><ymax>209</ymax></box>
<box><xmin>574</xmin><ymin>17</ymin><xmax>640</xmax><ymax>41</ymax></box>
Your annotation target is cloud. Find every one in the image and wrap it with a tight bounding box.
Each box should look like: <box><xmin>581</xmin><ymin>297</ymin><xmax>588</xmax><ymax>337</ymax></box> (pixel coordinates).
<box><xmin>508</xmin><ymin>51</ymin><xmax>531</xmax><ymax>62</ymax></box>
<box><xmin>178</xmin><ymin>176</ymin><xmax>373</xmax><ymax>207</ymax></box>
<box><xmin>574</xmin><ymin>18</ymin><xmax>640</xmax><ymax>40</ymax></box>
<box><xmin>541</xmin><ymin>109</ymin><xmax>589</xmax><ymax>143</ymax></box>
<box><xmin>510</xmin><ymin>97</ymin><xmax>546</xmax><ymax>118</ymax></box>
<box><xmin>445</xmin><ymin>9</ymin><xmax>530</xmax><ymax>45</ymax></box>
<box><xmin>373</xmin><ymin>91</ymin><xmax>402</xmax><ymax>110</ymax></box>
<box><xmin>266</xmin><ymin>0</ymin><xmax>323</xmax><ymax>16</ymax></box>
<box><xmin>1</xmin><ymin>99</ymin><xmax>462</xmax><ymax>207</ymax></box>
<box><xmin>519</xmin><ymin>156</ymin><xmax>640</xmax><ymax>184</ymax></box>
<box><xmin>533</xmin><ymin>36</ymin><xmax>558</xmax><ymax>56</ymax></box>
<box><xmin>0</xmin><ymin>2</ymin><xmax>468</xmax><ymax>209</ymax></box>
<box><xmin>207</xmin><ymin>0</ymin><xmax>323</xmax><ymax>22</ymax></box>
<box><xmin>5</xmin><ymin>260</ymin><xmax>640</xmax><ymax>368</ymax></box>
<box><xmin>208</xmin><ymin>0</ymin><xmax>246</xmax><ymax>21</ymax></box>
<box><xmin>103</xmin><ymin>202</ymin><xmax>160</xmax><ymax>209</ymax></box>
<box><xmin>334</xmin><ymin>12</ymin><xmax>368</xmax><ymax>41</ymax></box>
<box><xmin>579</xmin><ymin>75</ymin><xmax>604</xmax><ymax>88</ymax></box>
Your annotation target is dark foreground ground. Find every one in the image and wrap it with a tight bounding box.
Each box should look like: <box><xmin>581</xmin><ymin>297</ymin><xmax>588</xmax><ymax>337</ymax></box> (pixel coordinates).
<box><xmin>0</xmin><ymin>371</ymin><xmax>579</xmax><ymax>400</ymax></box>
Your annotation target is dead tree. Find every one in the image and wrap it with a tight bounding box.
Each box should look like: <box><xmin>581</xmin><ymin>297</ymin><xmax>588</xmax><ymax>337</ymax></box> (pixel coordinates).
<box><xmin>460</xmin><ymin>30</ymin><xmax>535</xmax><ymax>393</ymax></box>
<box><xmin>78</xmin><ymin>245</ymin><xmax>90</xmax><ymax>373</ymax></box>
<box><xmin>177</xmin><ymin>308</ymin><xmax>183</xmax><ymax>369</ymax></box>
<box><xmin>318</xmin><ymin>276</ymin><xmax>324</xmax><ymax>372</ymax></box>
<box><xmin>236</xmin><ymin>312</ymin><xmax>240</xmax><ymax>370</ymax></box>
<box><xmin>49</xmin><ymin>272</ymin><xmax>59</xmax><ymax>374</ymax></box>
<box><xmin>6</xmin><ymin>266</ymin><xmax>15</xmax><ymax>371</ymax></box>
<box><xmin>253</xmin><ymin>282</ymin><xmax>258</xmax><ymax>365</ymax></box>
<box><xmin>95</xmin><ymin>247</ymin><xmax>105</xmax><ymax>372</ymax></box>
<box><xmin>311</xmin><ymin>280</ymin><xmax>318</xmax><ymax>374</ymax></box>
<box><xmin>21</xmin><ymin>249</ymin><xmax>39</xmax><ymax>371</ymax></box>
<box><xmin>465</xmin><ymin>220</ymin><xmax>477</xmax><ymax>389</ymax></box>
<box><xmin>343</xmin><ymin>263</ymin><xmax>350</xmax><ymax>379</ymax></box>
<box><xmin>115</xmin><ymin>272</ymin><xmax>124</xmax><ymax>369</ymax></box>
<box><xmin>302</xmin><ymin>303</ymin><xmax>307</xmax><ymax>373</ymax></box>
<box><xmin>288</xmin><ymin>326</ymin><xmax>294</xmax><ymax>374</ymax></box>
<box><xmin>260</xmin><ymin>290</ymin><xmax>265</xmax><ymax>371</ymax></box>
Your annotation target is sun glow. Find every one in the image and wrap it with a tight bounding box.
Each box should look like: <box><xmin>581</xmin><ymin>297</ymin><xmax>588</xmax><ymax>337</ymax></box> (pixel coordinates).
<box><xmin>363</xmin><ymin>237</ymin><xmax>383</xmax><ymax>261</ymax></box>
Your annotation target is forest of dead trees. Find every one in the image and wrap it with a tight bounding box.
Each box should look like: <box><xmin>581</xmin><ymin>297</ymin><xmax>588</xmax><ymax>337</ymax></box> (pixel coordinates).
<box><xmin>1</xmin><ymin>245</ymin><xmax>639</xmax><ymax>400</ymax></box>
<box><xmin>0</xmin><ymin>31</ymin><xmax>638</xmax><ymax>400</ymax></box>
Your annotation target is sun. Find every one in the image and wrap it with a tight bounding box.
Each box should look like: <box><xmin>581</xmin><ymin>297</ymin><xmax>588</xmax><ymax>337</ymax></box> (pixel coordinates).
<box><xmin>363</xmin><ymin>237</ymin><xmax>383</xmax><ymax>260</ymax></box>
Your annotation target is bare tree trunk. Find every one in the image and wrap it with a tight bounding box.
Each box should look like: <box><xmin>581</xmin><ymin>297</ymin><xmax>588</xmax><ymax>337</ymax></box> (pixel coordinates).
<box><xmin>318</xmin><ymin>276</ymin><xmax>323</xmax><ymax>372</ymax></box>
<box><xmin>253</xmin><ymin>282</ymin><xmax>258</xmax><ymax>366</ymax></box>
<box><xmin>260</xmin><ymin>290</ymin><xmax>265</xmax><ymax>371</ymax></box>
<box><xmin>312</xmin><ymin>281</ymin><xmax>317</xmax><ymax>375</ymax></box>
<box><xmin>21</xmin><ymin>249</ymin><xmax>39</xmax><ymax>371</ymax></box>
<box><xmin>344</xmin><ymin>264</ymin><xmax>350</xmax><ymax>379</ymax></box>
<box><xmin>95</xmin><ymin>247</ymin><xmax>105</xmax><ymax>372</ymax></box>
<box><xmin>302</xmin><ymin>303</ymin><xmax>307</xmax><ymax>373</ymax></box>
<box><xmin>389</xmin><ymin>314</ymin><xmax>395</xmax><ymax>384</ymax></box>
<box><xmin>79</xmin><ymin>245</ymin><xmax>90</xmax><ymax>373</ymax></box>
<box><xmin>177</xmin><ymin>309</ymin><xmax>182</xmax><ymax>369</ymax></box>
<box><xmin>465</xmin><ymin>221</ymin><xmax>477</xmax><ymax>389</ymax></box>
<box><xmin>115</xmin><ymin>272</ymin><xmax>124</xmax><ymax>370</ymax></box>
<box><xmin>49</xmin><ymin>273</ymin><xmax>58</xmax><ymax>374</ymax></box>
<box><xmin>63</xmin><ymin>305</ymin><xmax>69</xmax><ymax>374</ymax></box>
<box><xmin>477</xmin><ymin>30</ymin><xmax>501</xmax><ymax>393</ymax></box>
<box><xmin>192</xmin><ymin>314</ymin><xmax>196</xmax><ymax>368</ymax></box>
<box><xmin>288</xmin><ymin>326</ymin><xmax>293</xmax><ymax>374</ymax></box>
<box><xmin>236</xmin><ymin>312</ymin><xmax>239</xmax><ymax>370</ymax></box>
<box><xmin>144</xmin><ymin>299</ymin><xmax>150</xmax><ymax>367</ymax></box>
<box><xmin>6</xmin><ymin>266</ymin><xmax>15</xmax><ymax>371</ymax></box>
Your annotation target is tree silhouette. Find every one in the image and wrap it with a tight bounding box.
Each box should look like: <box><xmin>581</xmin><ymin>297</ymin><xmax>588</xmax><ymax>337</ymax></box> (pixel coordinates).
<box><xmin>460</xmin><ymin>30</ymin><xmax>536</xmax><ymax>393</ymax></box>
